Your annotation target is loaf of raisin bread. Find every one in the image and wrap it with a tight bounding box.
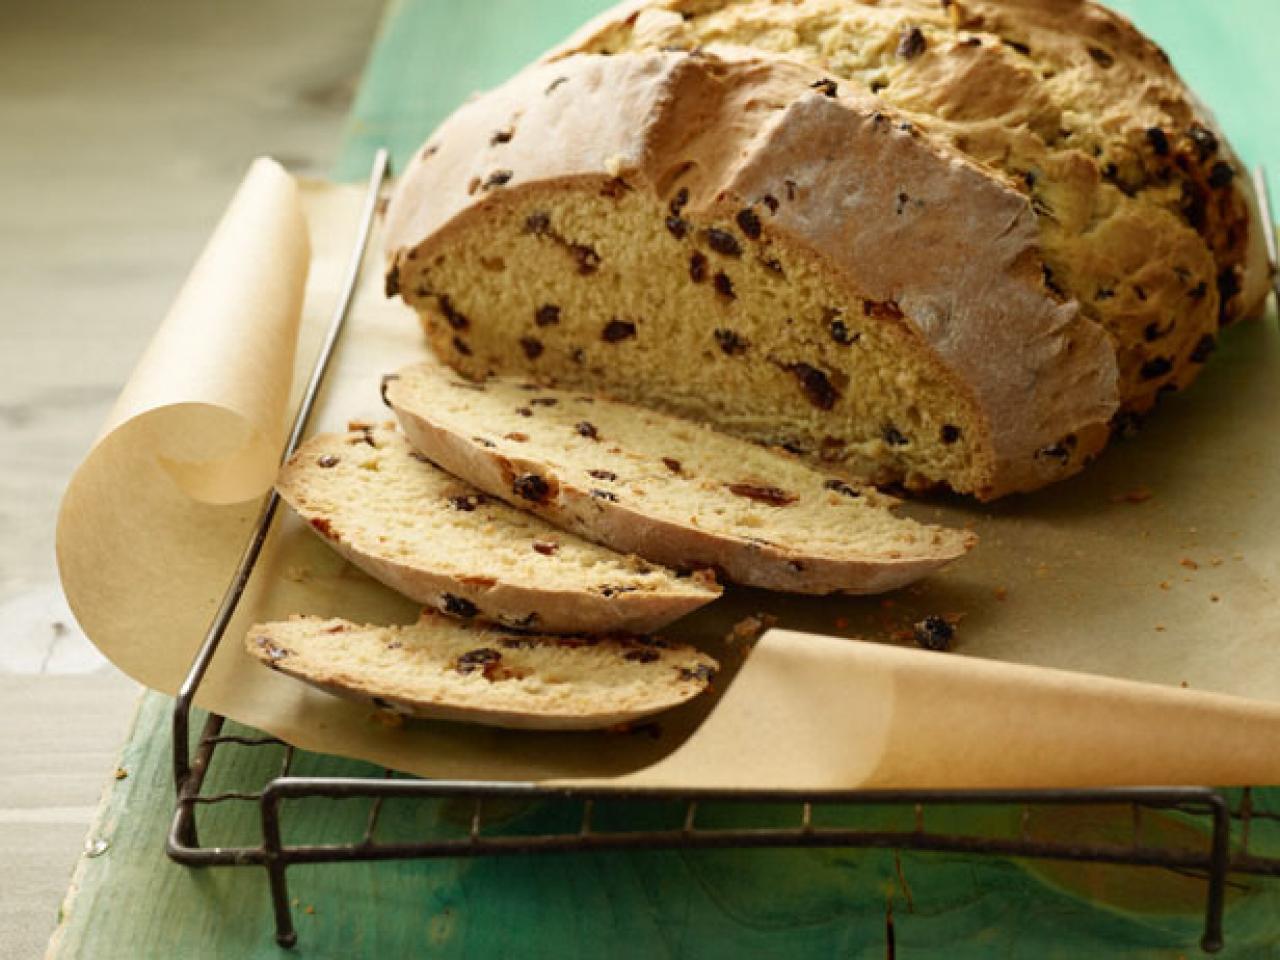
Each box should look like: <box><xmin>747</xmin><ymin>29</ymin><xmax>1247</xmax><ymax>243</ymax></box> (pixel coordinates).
<box><xmin>384</xmin><ymin>363</ymin><xmax>974</xmax><ymax>594</ymax></box>
<box><xmin>246</xmin><ymin>612</ymin><xmax>718</xmax><ymax>730</ymax></box>
<box><xmin>279</xmin><ymin>426</ymin><xmax>720</xmax><ymax>634</ymax></box>
<box><xmin>384</xmin><ymin>5</ymin><xmax>1270</xmax><ymax>499</ymax></box>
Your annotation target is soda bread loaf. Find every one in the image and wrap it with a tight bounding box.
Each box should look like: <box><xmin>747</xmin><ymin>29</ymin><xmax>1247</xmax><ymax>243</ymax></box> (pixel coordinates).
<box><xmin>384</xmin><ymin>362</ymin><xmax>975</xmax><ymax>594</ymax></box>
<box><xmin>384</xmin><ymin>50</ymin><xmax>1114</xmax><ymax>499</ymax></box>
<box><xmin>246</xmin><ymin>612</ymin><xmax>719</xmax><ymax>730</ymax></box>
<box><xmin>278</xmin><ymin>426</ymin><xmax>720</xmax><ymax>634</ymax></box>
<box><xmin>384</xmin><ymin>4</ymin><xmax>1271</xmax><ymax>499</ymax></box>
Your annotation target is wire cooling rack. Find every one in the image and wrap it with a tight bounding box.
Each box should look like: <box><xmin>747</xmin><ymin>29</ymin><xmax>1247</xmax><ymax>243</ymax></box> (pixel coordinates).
<box><xmin>165</xmin><ymin>150</ymin><xmax>1280</xmax><ymax>952</ymax></box>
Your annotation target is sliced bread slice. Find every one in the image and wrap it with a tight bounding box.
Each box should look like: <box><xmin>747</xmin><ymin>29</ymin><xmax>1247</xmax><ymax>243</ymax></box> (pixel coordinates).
<box><xmin>385</xmin><ymin>363</ymin><xmax>976</xmax><ymax>594</ymax></box>
<box><xmin>278</xmin><ymin>427</ymin><xmax>720</xmax><ymax>634</ymax></box>
<box><xmin>245</xmin><ymin>613</ymin><xmax>719</xmax><ymax>730</ymax></box>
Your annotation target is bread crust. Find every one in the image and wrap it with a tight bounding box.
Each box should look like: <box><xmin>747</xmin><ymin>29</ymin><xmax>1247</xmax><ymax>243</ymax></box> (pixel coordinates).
<box><xmin>385</xmin><ymin>51</ymin><xmax>1118</xmax><ymax>497</ymax></box>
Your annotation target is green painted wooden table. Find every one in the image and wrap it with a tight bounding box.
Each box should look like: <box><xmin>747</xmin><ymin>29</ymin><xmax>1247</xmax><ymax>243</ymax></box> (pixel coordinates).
<box><xmin>49</xmin><ymin>1</ymin><xmax>1280</xmax><ymax>956</ymax></box>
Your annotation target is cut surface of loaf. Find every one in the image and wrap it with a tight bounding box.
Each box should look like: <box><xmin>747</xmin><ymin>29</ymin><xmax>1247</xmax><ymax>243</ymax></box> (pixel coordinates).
<box><xmin>557</xmin><ymin>0</ymin><xmax>1272</xmax><ymax>415</ymax></box>
<box><xmin>385</xmin><ymin>362</ymin><xmax>975</xmax><ymax>595</ymax></box>
<box><xmin>384</xmin><ymin>50</ymin><xmax>1121</xmax><ymax>499</ymax></box>
<box><xmin>278</xmin><ymin>426</ymin><xmax>720</xmax><ymax>634</ymax></box>
<box><xmin>246</xmin><ymin>613</ymin><xmax>719</xmax><ymax>730</ymax></box>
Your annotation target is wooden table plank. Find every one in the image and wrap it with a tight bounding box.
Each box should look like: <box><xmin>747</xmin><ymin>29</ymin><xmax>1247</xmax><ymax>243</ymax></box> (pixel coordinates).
<box><xmin>0</xmin><ymin>1</ymin><xmax>383</xmax><ymax>956</ymax></box>
<box><xmin>47</xmin><ymin>0</ymin><xmax>1280</xmax><ymax>956</ymax></box>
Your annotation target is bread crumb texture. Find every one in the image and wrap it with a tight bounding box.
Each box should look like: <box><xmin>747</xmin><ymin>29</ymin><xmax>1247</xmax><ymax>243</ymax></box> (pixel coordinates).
<box><xmin>388</xmin><ymin>362</ymin><xmax>975</xmax><ymax>593</ymax></box>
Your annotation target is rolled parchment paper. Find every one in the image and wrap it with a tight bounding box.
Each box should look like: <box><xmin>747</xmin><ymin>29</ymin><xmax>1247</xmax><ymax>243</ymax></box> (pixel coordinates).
<box><xmin>58</xmin><ymin>158</ymin><xmax>309</xmax><ymax>693</ymax></box>
<box><xmin>56</xmin><ymin>164</ymin><xmax>1280</xmax><ymax>788</ymax></box>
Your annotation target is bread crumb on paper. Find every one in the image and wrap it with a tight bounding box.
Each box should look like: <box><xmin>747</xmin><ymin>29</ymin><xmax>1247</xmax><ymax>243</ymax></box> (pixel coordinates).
<box><xmin>727</xmin><ymin>613</ymin><xmax>777</xmax><ymax>646</ymax></box>
<box><xmin>370</xmin><ymin>709</ymin><xmax>405</xmax><ymax>729</ymax></box>
<box><xmin>1110</xmin><ymin>486</ymin><xmax>1153</xmax><ymax>504</ymax></box>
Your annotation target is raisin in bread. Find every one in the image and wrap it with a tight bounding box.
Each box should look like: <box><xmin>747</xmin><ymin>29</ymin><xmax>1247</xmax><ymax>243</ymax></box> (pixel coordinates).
<box><xmin>279</xmin><ymin>426</ymin><xmax>719</xmax><ymax>634</ymax></box>
<box><xmin>556</xmin><ymin>0</ymin><xmax>1273</xmax><ymax>412</ymax></box>
<box><xmin>384</xmin><ymin>362</ymin><xmax>975</xmax><ymax>594</ymax></box>
<box><xmin>384</xmin><ymin>50</ymin><xmax>1118</xmax><ymax>499</ymax></box>
<box><xmin>246</xmin><ymin>613</ymin><xmax>718</xmax><ymax>730</ymax></box>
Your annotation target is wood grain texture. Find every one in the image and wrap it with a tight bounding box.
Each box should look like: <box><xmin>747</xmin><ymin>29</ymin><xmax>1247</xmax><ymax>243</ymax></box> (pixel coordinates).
<box><xmin>47</xmin><ymin>0</ymin><xmax>1280</xmax><ymax>956</ymax></box>
<box><xmin>0</xmin><ymin>1</ymin><xmax>382</xmax><ymax>956</ymax></box>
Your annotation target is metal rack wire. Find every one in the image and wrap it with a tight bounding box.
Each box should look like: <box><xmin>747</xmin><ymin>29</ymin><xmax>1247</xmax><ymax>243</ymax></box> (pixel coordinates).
<box><xmin>165</xmin><ymin>150</ymin><xmax>1280</xmax><ymax>952</ymax></box>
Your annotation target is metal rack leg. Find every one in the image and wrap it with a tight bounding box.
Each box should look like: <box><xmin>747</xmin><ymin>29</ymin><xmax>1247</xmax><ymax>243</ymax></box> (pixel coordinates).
<box><xmin>173</xmin><ymin>797</ymin><xmax>199</xmax><ymax>851</ymax></box>
<box><xmin>262</xmin><ymin>787</ymin><xmax>297</xmax><ymax>948</ymax></box>
<box><xmin>1200</xmin><ymin>794</ymin><xmax>1231</xmax><ymax>953</ymax></box>
<box><xmin>173</xmin><ymin>713</ymin><xmax>226</xmax><ymax>853</ymax></box>
<box><xmin>266</xmin><ymin>859</ymin><xmax>297</xmax><ymax>949</ymax></box>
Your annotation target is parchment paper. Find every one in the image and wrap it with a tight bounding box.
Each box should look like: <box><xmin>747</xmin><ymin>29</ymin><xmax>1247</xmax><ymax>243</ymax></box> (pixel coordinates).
<box><xmin>56</xmin><ymin>161</ymin><xmax>1280</xmax><ymax>788</ymax></box>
